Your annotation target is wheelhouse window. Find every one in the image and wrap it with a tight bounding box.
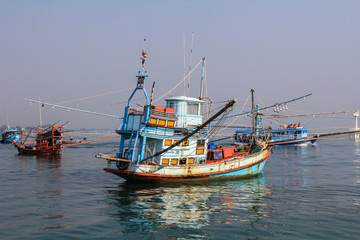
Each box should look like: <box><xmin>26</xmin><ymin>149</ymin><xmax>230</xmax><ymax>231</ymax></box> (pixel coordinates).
<box><xmin>197</xmin><ymin>139</ymin><xmax>205</xmax><ymax>147</ymax></box>
<box><xmin>179</xmin><ymin>158</ymin><xmax>187</xmax><ymax>165</ymax></box>
<box><xmin>167</xmin><ymin>120</ymin><xmax>175</xmax><ymax>127</ymax></box>
<box><xmin>164</xmin><ymin>139</ymin><xmax>172</xmax><ymax>146</ymax></box>
<box><xmin>187</xmin><ymin>103</ymin><xmax>199</xmax><ymax>115</ymax></box>
<box><xmin>150</xmin><ymin>118</ymin><xmax>157</xmax><ymax>125</ymax></box>
<box><xmin>196</xmin><ymin>139</ymin><xmax>205</xmax><ymax>155</ymax></box>
<box><xmin>158</xmin><ymin>119</ymin><xmax>166</xmax><ymax>126</ymax></box>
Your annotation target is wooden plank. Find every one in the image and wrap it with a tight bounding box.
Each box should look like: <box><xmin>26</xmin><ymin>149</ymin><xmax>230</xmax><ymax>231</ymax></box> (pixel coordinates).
<box><xmin>95</xmin><ymin>153</ymin><xmax>132</xmax><ymax>162</ymax></box>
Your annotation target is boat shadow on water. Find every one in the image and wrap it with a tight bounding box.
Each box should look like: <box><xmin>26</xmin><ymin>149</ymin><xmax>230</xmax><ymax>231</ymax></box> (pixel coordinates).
<box><xmin>103</xmin><ymin>175</ymin><xmax>274</xmax><ymax>237</ymax></box>
<box><xmin>15</xmin><ymin>154</ymin><xmax>63</xmax><ymax>169</ymax></box>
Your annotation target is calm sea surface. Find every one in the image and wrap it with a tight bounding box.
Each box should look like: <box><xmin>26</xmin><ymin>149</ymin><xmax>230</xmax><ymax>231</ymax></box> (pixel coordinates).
<box><xmin>0</xmin><ymin>138</ymin><xmax>359</xmax><ymax>239</ymax></box>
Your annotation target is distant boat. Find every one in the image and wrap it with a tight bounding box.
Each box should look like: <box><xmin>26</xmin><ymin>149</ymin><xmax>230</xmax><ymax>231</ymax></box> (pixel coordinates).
<box><xmin>234</xmin><ymin>110</ymin><xmax>360</xmax><ymax>146</ymax></box>
<box><xmin>96</xmin><ymin>47</ymin><xmax>272</xmax><ymax>182</ymax></box>
<box><xmin>232</xmin><ymin>90</ymin><xmax>317</xmax><ymax>146</ymax></box>
<box><xmin>1</xmin><ymin>127</ymin><xmax>20</xmax><ymax>144</ymax></box>
<box><xmin>13</xmin><ymin>125</ymin><xmax>63</xmax><ymax>155</ymax></box>
<box><xmin>235</xmin><ymin>126</ymin><xmax>317</xmax><ymax>146</ymax></box>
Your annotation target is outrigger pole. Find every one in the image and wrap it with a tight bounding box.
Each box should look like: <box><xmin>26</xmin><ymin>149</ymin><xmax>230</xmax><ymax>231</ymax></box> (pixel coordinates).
<box><xmin>25</xmin><ymin>99</ymin><xmax>123</xmax><ymax>119</ymax></box>
<box><xmin>220</xmin><ymin>93</ymin><xmax>312</xmax><ymax>120</ymax></box>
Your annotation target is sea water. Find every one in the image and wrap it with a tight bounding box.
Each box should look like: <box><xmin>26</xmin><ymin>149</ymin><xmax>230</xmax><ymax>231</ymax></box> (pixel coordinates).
<box><xmin>0</xmin><ymin>138</ymin><xmax>359</xmax><ymax>239</ymax></box>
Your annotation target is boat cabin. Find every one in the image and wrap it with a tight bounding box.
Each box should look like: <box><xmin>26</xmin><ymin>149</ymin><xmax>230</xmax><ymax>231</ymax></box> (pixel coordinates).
<box><xmin>165</xmin><ymin>96</ymin><xmax>204</xmax><ymax>127</ymax></box>
<box><xmin>115</xmin><ymin>95</ymin><xmax>208</xmax><ymax>166</ymax></box>
<box><xmin>270</xmin><ymin>127</ymin><xmax>309</xmax><ymax>141</ymax></box>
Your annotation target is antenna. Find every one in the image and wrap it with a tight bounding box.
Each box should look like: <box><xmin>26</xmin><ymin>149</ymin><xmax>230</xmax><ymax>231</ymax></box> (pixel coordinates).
<box><xmin>183</xmin><ymin>34</ymin><xmax>186</xmax><ymax>96</ymax></box>
<box><xmin>140</xmin><ymin>38</ymin><xmax>147</xmax><ymax>73</ymax></box>
<box><xmin>187</xmin><ymin>32</ymin><xmax>194</xmax><ymax>97</ymax></box>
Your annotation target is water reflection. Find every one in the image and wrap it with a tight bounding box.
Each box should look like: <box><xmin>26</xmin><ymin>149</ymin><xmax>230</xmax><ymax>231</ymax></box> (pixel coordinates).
<box><xmin>273</xmin><ymin>144</ymin><xmax>318</xmax><ymax>158</ymax></box>
<box><xmin>14</xmin><ymin>153</ymin><xmax>66</xmax><ymax>231</ymax></box>
<box><xmin>104</xmin><ymin>175</ymin><xmax>273</xmax><ymax>238</ymax></box>
<box><xmin>354</xmin><ymin>140</ymin><xmax>360</xmax><ymax>188</ymax></box>
<box><xmin>15</xmin><ymin>154</ymin><xmax>63</xmax><ymax>169</ymax></box>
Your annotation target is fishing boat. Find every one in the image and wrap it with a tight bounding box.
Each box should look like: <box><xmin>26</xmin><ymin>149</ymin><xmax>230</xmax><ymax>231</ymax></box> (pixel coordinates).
<box><xmin>233</xmin><ymin>109</ymin><xmax>360</xmax><ymax>146</ymax></box>
<box><xmin>95</xmin><ymin>47</ymin><xmax>272</xmax><ymax>182</ymax></box>
<box><xmin>235</xmin><ymin>126</ymin><xmax>317</xmax><ymax>146</ymax></box>
<box><xmin>1</xmin><ymin>127</ymin><xmax>20</xmax><ymax>144</ymax></box>
<box><xmin>231</xmin><ymin>90</ymin><xmax>318</xmax><ymax>146</ymax></box>
<box><xmin>13</xmin><ymin>125</ymin><xmax>63</xmax><ymax>155</ymax></box>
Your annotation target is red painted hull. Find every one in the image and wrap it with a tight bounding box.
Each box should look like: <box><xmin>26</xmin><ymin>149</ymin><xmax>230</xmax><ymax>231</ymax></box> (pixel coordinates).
<box><xmin>13</xmin><ymin>142</ymin><xmax>62</xmax><ymax>155</ymax></box>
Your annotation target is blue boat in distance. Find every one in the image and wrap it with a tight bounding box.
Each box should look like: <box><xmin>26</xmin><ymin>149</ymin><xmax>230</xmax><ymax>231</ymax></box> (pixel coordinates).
<box><xmin>1</xmin><ymin>127</ymin><xmax>20</xmax><ymax>144</ymax></box>
<box><xmin>235</xmin><ymin>126</ymin><xmax>317</xmax><ymax>146</ymax></box>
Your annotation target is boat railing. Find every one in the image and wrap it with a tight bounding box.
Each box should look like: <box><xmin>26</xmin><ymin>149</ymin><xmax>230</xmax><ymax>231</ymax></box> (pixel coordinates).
<box><xmin>150</xmin><ymin>109</ymin><xmax>177</xmax><ymax>119</ymax></box>
<box><xmin>128</xmin><ymin>108</ymin><xmax>144</xmax><ymax>115</ymax></box>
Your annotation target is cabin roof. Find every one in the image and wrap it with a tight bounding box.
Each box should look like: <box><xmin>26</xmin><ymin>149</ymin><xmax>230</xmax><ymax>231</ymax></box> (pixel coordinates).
<box><xmin>235</xmin><ymin>127</ymin><xmax>308</xmax><ymax>134</ymax></box>
<box><xmin>235</xmin><ymin>129</ymin><xmax>252</xmax><ymax>134</ymax></box>
<box><xmin>165</xmin><ymin>96</ymin><xmax>204</xmax><ymax>103</ymax></box>
<box><xmin>270</xmin><ymin>127</ymin><xmax>308</xmax><ymax>133</ymax></box>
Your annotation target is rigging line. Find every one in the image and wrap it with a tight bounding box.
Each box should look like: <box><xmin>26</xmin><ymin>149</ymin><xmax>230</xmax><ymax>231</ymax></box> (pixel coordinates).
<box><xmin>110</xmin><ymin>96</ymin><xmax>148</xmax><ymax>107</ymax></box>
<box><xmin>152</xmin><ymin>58</ymin><xmax>204</xmax><ymax>104</ymax></box>
<box><xmin>254</xmin><ymin>92</ymin><xmax>267</xmax><ymax>110</ymax></box>
<box><xmin>55</xmin><ymin>87</ymin><xmax>133</xmax><ymax>105</ymax></box>
<box><xmin>264</xmin><ymin>111</ymin><xmax>353</xmax><ymax>119</ymax></box>
<box><xmin>218</xmin><ymin>92</ymin><xmax>251</xmax><ymax>133</ymax></box>
<box><xmin>209</xmin><ymin>107</ymin><xmax>232</xmax><ymax>138</ymax></box>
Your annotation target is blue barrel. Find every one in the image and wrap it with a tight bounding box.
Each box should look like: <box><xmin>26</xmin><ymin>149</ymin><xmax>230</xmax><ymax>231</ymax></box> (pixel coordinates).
<box><xmin>208</xmin><ymin>142</ymin><xmax>215</xmax><ymax>149</ymax></box>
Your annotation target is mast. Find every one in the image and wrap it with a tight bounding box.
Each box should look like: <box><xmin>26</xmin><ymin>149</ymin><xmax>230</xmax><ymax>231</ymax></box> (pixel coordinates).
<box><xmin>251</xmin><ymin>89</ymin><xmax>255</xmax><ymax>133</ymax></box>
<box><xmin>187</xmin><ymin>32</ymin><xmax>194</xmax><ymax>97</ymax></box>
<box><xmin>199</xmin><ymin>57</ymin><xmax>205</xmax><ymax>100</ymax></box>
<box><xmin>122</xmin><ymin>39</ymin><xmax>150</xmax><ymax>129</ymax></box>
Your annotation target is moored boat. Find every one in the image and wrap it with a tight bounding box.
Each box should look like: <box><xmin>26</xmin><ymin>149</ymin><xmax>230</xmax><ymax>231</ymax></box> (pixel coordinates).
<box><xmin>96</xmin><ymin>46</ymin><xmax>272</xmax><ymax>182</ymax></box>
<box><xmin>1</xmin><ymin>127</ymin><xmax>20</xmax><ymax>144</ymax></box>
<box><xmin>235</xmin><ymin>126</ymin><xmax>317</xmax><ymax>146</ymax></box>
<box><xmin>13</xmin><ymin>125</ymin><xmax>63</xmax><ymax>155</ymax></box>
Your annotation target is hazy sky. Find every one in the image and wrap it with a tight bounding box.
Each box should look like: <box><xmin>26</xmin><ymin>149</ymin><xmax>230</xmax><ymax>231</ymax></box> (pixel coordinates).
<box><xmin>1</xmin><ymin>1</ymin><xmax>359</xmax><ymax>130</ymax></box>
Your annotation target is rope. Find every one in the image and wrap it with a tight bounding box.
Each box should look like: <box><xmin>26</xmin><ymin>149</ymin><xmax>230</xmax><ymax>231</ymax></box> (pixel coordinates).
<box><xmin>217</xmin><ymin>92</ymin><xmax>251</xmax><ymax>133</ymax></box>
<box><xmin>55</xmin><ymin>87</ymin><xmax>133</xmax><ymax>105</ymax></box>
<box><xmin>209</xmin><ymin>106</ymin><xmax>233</xmax><ymax>139</ymax></box>
<box><xmin>152</xmin><ymin>58</ymin><xmax>204</xmax><ymax>104</ymax></box>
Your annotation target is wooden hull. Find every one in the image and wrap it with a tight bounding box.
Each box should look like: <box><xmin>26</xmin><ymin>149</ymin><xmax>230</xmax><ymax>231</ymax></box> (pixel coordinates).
<box><xmin>13</xmin><ymin>142</ymin><xmax>62</xmax><ymax>155</ymax></box>
<box><xmin>104</xmin><ymin>147</ymin><xmax>271</xmax><ymax>182</ymax></box>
